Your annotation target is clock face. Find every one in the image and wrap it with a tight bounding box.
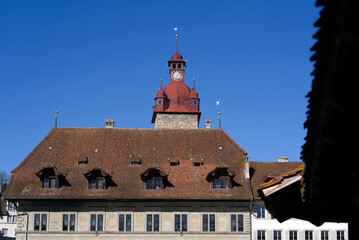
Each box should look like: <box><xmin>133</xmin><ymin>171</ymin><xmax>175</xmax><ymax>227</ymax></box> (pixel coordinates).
<box><xmin>172</xmin><ymin>71</ymin><xmax>182</xmax><ymax>81</ymax></box>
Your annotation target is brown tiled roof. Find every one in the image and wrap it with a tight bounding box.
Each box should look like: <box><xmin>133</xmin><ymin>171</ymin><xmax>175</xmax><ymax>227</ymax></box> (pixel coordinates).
<box><xmin>4</xmin><ymin>128</ymin><xmax>251</xmax><ymax>200</ymax></box>
<box><xmin>249</xmin><ymin>161</ymin><xmax>303</xmax><ymax>198</ymax></box>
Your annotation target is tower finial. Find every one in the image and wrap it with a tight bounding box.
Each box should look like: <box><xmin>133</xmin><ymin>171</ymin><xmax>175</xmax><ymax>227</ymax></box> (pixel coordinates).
<box><xmin>193</xmin><ymin>78</ymin><xmax>196</xmax><ymax>90</ymax></box>
<box><xmin>176</xmin><ymin>34</ymin><xmax>179</xmax><ymax>53</ymax></box>
<box><xmin>174</xmin><ymin>27</ymin><xmax>179</xmax><ymax>53</ymax></box>
<box><xmin>160</xmin><ymin>78</ymin><xmax>163</xmax><ymax>89</ymax></box>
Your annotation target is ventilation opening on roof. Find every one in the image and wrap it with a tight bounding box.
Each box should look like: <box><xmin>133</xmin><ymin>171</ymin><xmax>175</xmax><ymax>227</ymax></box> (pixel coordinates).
<box><xmin>192</xmin><ymin>159</ymin><xmax>204</xmax><ymax>167</ymax></box>
<box><xmin>169</xmin><ymin>158</ymin><xmax>179</xmax><ymax>166</ymax></box>
<box><xmin>77</xmin><ymin>155</ymin><xmax>89</xmax><ymax>165</ymax></box>
<box><xmin>129</xmin><ymin>155</ymin><xmax>142</xmax><ymax>166</ymax></box>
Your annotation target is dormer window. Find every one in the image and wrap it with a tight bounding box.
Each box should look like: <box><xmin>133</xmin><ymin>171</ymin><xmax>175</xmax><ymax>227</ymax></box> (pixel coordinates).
<box><xmin>43</xmin><ymin>177</ymin><xmax>57</xmax><ymax>189</ymax></box>
<box><xmin>36</xmin><ymin>167</ymin><xmax>69</xmax><ymax>190</ymax></box>
<box><xmin>146</xmin><ymin>178</ymin><xmax>162</xmax><ymax>190</ymax></box>
<box><xmin>213</xmin><ymin>177</ymin><xmax>230</xmax><ymax>189</ymax></box>
<box><xmin>84</xmin><ymin>168</ymin><xmax>116</xmax><ymax>190</ymax></box>
<box><xmin>206</xmin><ymin>166</ymin><xmax>236</xmax><ymax>190</ymax></box>
<box><xmin>89</xmin><ymin>177</ymin><xmax>105</xmax><ymax>190</ymax></box>
<box><xmin>141</xmin><ymin>168</ymin><xmax>169</xmax><ymax>190</ymax></box>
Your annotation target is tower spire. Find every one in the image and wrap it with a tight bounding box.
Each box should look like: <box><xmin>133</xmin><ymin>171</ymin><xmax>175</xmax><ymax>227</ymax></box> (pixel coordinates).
<box><xmin>176</xmin><ymin>34</ymin><xmax>179</xmax><ymax>53</ymax></box>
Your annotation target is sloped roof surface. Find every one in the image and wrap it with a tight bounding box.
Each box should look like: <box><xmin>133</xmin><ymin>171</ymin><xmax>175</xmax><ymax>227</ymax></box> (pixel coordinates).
<box><xmin>5</xmin><ymin>128</ymin><xmax>250</xmax><ymax>200</ymax></box>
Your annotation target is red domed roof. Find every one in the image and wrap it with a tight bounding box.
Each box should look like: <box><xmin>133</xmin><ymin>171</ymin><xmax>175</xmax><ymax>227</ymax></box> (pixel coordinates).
<box><xmin>189</xmin><ymin>88</ymin><xmax>198</xmax><ymax>99</ymax></box>
<box><xmin>171</xmin><ymin>52</ymin><xmax>183</xmax><ymax>61</ymax></box>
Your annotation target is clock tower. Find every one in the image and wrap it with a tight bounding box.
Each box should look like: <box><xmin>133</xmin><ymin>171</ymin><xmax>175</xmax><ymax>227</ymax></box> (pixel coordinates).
<box><xmin>152</xmin><ymin>34</ymin><xmax>201</xmax><ymax>129</ymax></box>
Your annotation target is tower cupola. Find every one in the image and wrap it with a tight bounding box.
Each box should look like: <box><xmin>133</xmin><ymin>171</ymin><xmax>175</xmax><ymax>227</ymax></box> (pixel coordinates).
<box><xmin>152</xmin><ymin>34</ymin><xmax>201</xmax><ymax>129</ymax></box>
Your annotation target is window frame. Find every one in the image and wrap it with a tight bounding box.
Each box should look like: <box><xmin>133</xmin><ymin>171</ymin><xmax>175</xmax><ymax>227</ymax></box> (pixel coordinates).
<box><xmin>274</xmin><ymin>230</ymin><xmax>282</xmax><ymax>240</ymax></box>
<box><xmin>62</xmin><ymin>213</ymin><xmax>76</xmax><ymax>231</ymax></box>
<box><xmin>257</xmin><ymin>206</ymin><xmax>266</xmax><ymax>219</ymax></box>
<box><xmin>146</xmin><ymin>213</ymin><xmax>160</xmax><ymax>232</ymax></box>
<box><xmin>289</xmin><ymin>230</ymin><xmax>298</xmax><ymax>240</ymax></box>
<box><xmin>174</xmin><ymin>213</ymin><xmax>188</xmax><ymax>232</ymax></box>
<box><xmin>118</xmin><ymin>212</ymin><xmax>132</xmax><ymax>232</ymax></box>
<box><xmin>146</xmin><ymin>177</ymin><xmax>163</xmax><ymax>190</ymax></box>
<box><xmin>337</xmin><ymin>230</ymin><xmax>345</xmax><ymax>240</ymax></box>
<box><xmin>43</xmin><ymin>176</ymin><xmax>57</xmax><ymax>189</ymax></box>
<box><xmin>305</xmin><ymin>230</ymin><xmax>313</xmax><ymax>240</ymax></box>
<box><xmin>230</xmin><ymin>214</ymin><xmax>244</xmax><ymax>232</ymax></box>
<box><xmin>89</xmin><ymin>177</ymin><xmax>106</xmax><ymax>190</ymax></box>
<box><xmin>257</xmin><ymin>230</ymin><xmax>266</xmax><ymax>240</ymax></box>
<box><xmin>321</xmin><ymin>230</ymin><xmax>329</xmax><ymax>240</ymax></box>
<box><xmin>212</xmin><ymin>176</ymin><xmax>231</xmax><ymax>190</ymax></box>
<box><xmin>34</xmin><ymin>213</ymin><xmax>48</xmax><ymax>231</ymax></box>
<box><xmin>202</xmin><ymin>213</ymin><xmax>216</xmax><ymax>232</ymax></box>
<box><xmin>90</xmin><ymin>213</ymin><xmax>105</xmax><ymax>232</ymax></box>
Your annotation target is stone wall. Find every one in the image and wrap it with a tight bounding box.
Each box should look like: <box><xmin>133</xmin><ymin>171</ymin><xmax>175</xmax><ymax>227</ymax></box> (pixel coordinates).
<box><xmin>155</xmin><ymin>114</ymin><xmax>199</xmax><ymax>129</ymax></box>
<box><xmin>15</xmin><ymin>200</ymin><xmax>251</xmax><ymax>240</ymax></box>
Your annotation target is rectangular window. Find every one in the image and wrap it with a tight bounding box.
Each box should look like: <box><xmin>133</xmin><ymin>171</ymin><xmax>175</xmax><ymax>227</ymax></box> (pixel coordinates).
<box><xmin>209</xmin><ymin>214</ymin><xmax>215</xmax><ymax>231</ymax></box>
<box><xmin>337</xmin><ymin>230</ymin><xmax>345</xmax><ymax>240</ymax></box>
<box><xmin>1</xmin><ymin>228</ymin><xmax>8</xmax><ymax>236</ymax></box>
<box><xmin>289</xmin><ymin>230</ymin><xmax>298</xmax><ymax>240</ymax></box>
<box><xmin>257</xmin><ymin>206</ymin><xmax>265</xmax><ymax>218</ymax></box>
<box><xmin>70</xmin><ymin>214</ymin><xmax>75</xmax><ymax>231</ymax></box>
<box><xmin>257</xmin><ymin>230</ymin><xmax>266</xmax><ymax>240</ymax></box>
<box><xmin>146</xmin><ymin>214</ymin><xmax>159</xmax><ymax>232</ymax></box>
<box><xmin>202</xmin><ymin>214</ymin><xmax>215</xmax><ymax>232</ymax></box>
<box><xmin>97</xmin><ymin>214</ymin><xmax>103</xmax><ymax>231</ymax></box>
<box><xmin>174</xmin><ymin>214</ymin><xmax>187</xmax><ymax>232</ymax></box>
<box><xmin>34</xmin><ymin>214</ymin><xmax>47</xmax><ymax>231</ymax></box>
<box><xmin>119</xmin><ymin>214</ymin><xmax>131</xmax><ymax>232</ymax></box>
<box><xmin>274</xmin><ymin>230</ymin><xmax>282</xmax><ymax>240</ymax></box>
<box><xmin>154</xmin><ymin>214</ymin><xmax>159</xmax><ymax>231</ymax></box>
<box><xmin>63</xmin><ymin>214</ymin><xmax>75</xmax><ymax>231</ymax></box>
<box><xmin>43</xmin><ymin>177</ymin><xmax>56</xmax><ymax>189</ymax></box>
<box><xmin>230</xmin><ymin>214</ymin><xmax>244</xmax><ymax>232</ymax></box>
<box><xmin>321</xmin><ymin>231</ymin><xmax>329</xmax><ymax>240</ymax></box>
<box><xmin>305</xmin><ymin>230</ymin><xmax>313</xmax><ymax>240</ymax></box>
<box><xmin>90</xmin><ymin>214</ymin><xmax>103</xmax><ymax>231</ymax></box>
<box><xmin>202</xmin><ymin>214</ymin><xmax>208</xmax><ymax>231</ymax></box>
<box><xmin>41</xmin><ymin>214</ymin><xmax>47</xmax><ymax>231</ymax></box>
<box><xmin>34</xmin><ymin>214</ymin><xmax>40</xmax><ymax>231</ymax></box>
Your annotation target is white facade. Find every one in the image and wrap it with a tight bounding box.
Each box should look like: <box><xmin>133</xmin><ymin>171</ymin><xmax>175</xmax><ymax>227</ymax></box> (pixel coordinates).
<box><xmin>0</xmin><ymin>201</ymin><xmax>17</xmax><ymax>239</ymax></box>
<box><xmin>252</xmin><ymin>202</ymin><xmax>348</xmax><ymax>240</ymax></box>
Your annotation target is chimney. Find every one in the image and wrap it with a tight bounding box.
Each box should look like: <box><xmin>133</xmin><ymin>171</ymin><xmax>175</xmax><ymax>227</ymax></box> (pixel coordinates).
<box><xmin>104</xmin><ymin>119</ymin><xmax>114</xmax><ymax>128</ymax></box>
<box><xmin>205</xmin><ymin>119</ymin><xmax>212</xmax><ymax>129</ymax></box>
<box><xmin>278</xmin><ymin>156</ymin><xmax>288</xmax><ymax>162</ymax></box>
<box><xmin>244</xmin><ymin>153</ymin><xmax>250</xmax><ymax>179</ymax></box>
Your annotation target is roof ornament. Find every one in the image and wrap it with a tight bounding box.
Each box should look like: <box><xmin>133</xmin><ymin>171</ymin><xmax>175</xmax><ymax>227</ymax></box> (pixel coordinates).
<box><xmin>160</xmin><ymin>78</ymin><xmax>163</xmax><ymax>90</ymax></box>
<box><xmin>193</xmin><ymin>78</ymin><xmax>196</xmax><ymax>90</ymax></box>
<box><xmin>95</xmin><ymin>149</ymin><xmax>99</xmax><ymax>166</ymax></box>
<box><xmin>174</xmin><ymin>27</ymin><xmax>179</xmax><ymax>53</ymax></box>
<box><xmin>216</xmin><ymin>100</ymin><xmax>221</xmax><ymax>129</ymax></box>
<box><xmin>54</xmin><ymin>110</ymin><xmax>59</xmax><ymax>129</ymax></box>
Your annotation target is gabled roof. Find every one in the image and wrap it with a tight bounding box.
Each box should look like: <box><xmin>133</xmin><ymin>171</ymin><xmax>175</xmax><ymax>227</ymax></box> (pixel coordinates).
<box><xmin>4</xmin><ymin>128</ymin><xmax>249</xmax><ymax>201</ymax></box>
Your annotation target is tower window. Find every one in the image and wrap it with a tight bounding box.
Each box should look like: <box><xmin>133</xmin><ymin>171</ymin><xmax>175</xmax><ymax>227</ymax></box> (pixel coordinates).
<box><xmin>178</xmin><ymin>64</ymin><xmax>181</xmax><ymax>69</ymax></box>
<box><xmin>193</xmin><ymin>100</ymin><xmax>198</xmax><ymax>106</ymax></box>
<box><xmin>158</xmin><ymin>99</ymin><xmax>163</xmax><ymax>105</ymax></box>
<box><xmin>172</xmin><ymin>63</ymin><xmax>175</xmax><ymax>69</ymax></box>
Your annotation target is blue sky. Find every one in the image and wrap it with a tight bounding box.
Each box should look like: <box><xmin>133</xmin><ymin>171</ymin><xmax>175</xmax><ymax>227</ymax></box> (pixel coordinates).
<box><xmin>0</xmin><ymin>1</ymin><xmax>320</xmax><ymax>174</ymax></box>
